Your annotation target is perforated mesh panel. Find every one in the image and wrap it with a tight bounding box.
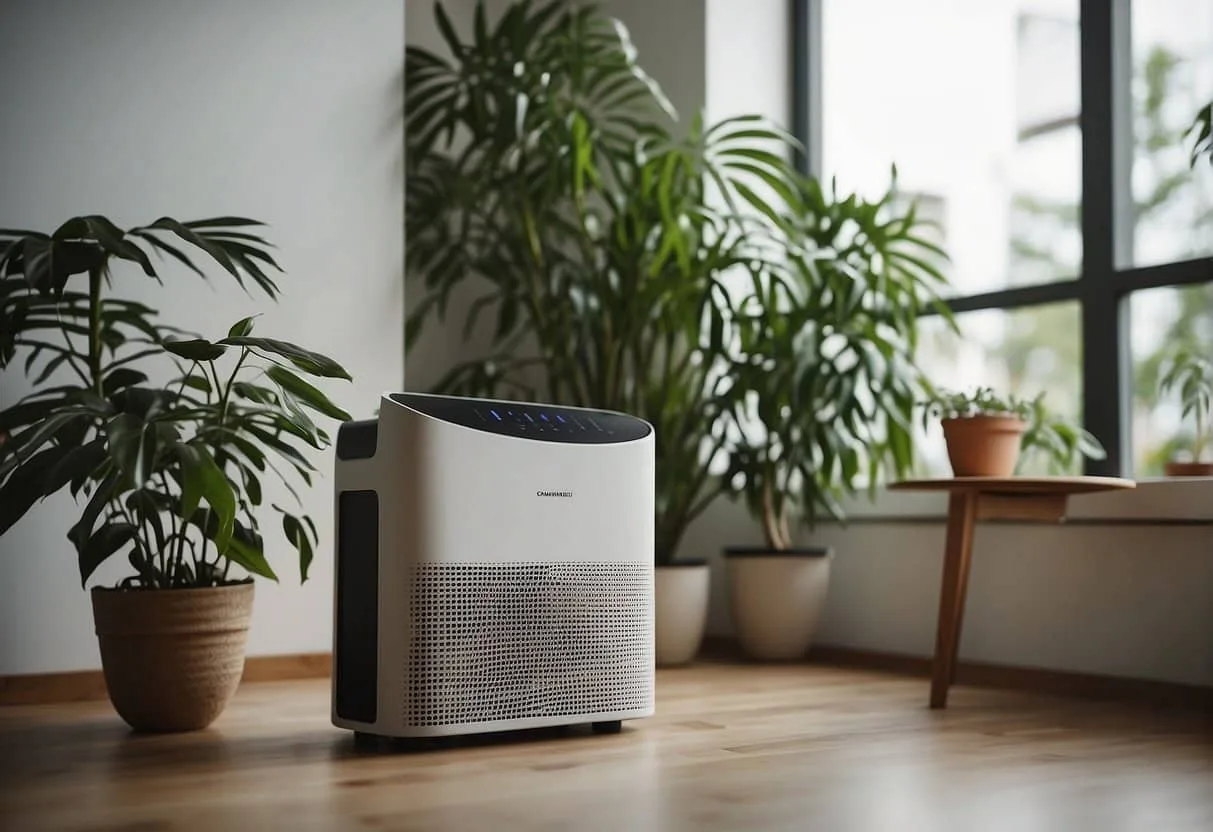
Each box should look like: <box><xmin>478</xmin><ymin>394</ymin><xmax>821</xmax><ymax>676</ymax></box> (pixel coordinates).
<box><xmin>405</xmin><ymin>563</ymin><xmax>652</xmax><ymax>727</ymax></box>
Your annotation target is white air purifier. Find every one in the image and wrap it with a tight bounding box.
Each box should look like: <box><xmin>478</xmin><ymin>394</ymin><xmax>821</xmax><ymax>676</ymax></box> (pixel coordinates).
<box><xmin>331</xmin><ymin>392</ymin><xmax>655</xmax><ymax>740</ymax></box>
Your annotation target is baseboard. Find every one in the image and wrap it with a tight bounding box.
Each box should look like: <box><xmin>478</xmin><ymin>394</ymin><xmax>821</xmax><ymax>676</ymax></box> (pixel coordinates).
<box><xmin>0</xmin><ymin>652</ymin><xmax>331</xmax><ymax>707</ymax></box>
<box><xmin>702</xmin><ymin>636</ymin><xmax>1213</xmax><ymax>710</ymax></box>
<box><xmin>6</xmin><ymin>643</ymin><xmax>1210</xmax><ymax>710</ymax></box>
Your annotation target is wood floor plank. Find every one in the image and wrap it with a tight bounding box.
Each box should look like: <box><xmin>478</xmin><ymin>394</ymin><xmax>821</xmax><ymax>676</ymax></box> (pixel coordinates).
<box><xmin>0</xmin><ymin>664</ymin><xmax>1209</xmax><ymax>831</ymax></box>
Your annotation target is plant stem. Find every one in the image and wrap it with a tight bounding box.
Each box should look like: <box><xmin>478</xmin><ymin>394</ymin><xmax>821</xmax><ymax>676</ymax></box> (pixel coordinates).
<box><xmin>218</xmin><ymin>349</ymin><xmax>249</xmax><ymax>424</ymax></box>
<box><xmin>1198</xmin><ymin>401</ymin><xmax>1207</xmax><ymax>461</ymax></box>
<box><xmin>118</xmin><ymin>501</ymin><xmax>156</xmax><ymax>587</ymax></box>
<box><xmin>87</xmin><ymin>267</ymin><xmax>105</xmax><ymax>394</ymax></box>
<box><xmin>760</xmin><ymin>474</ymin><xmax>784</xmax><ymax>551</ymax></box>
<box><xmin>171</xmin><ymin>360</ymin><xmax>201</xmax><ymax>407</ymax></box>
<box><xmin>158</xmin><ymin>473</ymin><xmax>182</xmax><ymax>585</ymax></box>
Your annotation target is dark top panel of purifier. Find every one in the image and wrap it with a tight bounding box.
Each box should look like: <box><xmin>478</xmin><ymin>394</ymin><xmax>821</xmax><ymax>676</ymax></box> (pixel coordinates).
<box><xmin>388</xmin><ymin>393</ymin><xmax>651</xmax><ymax>444</ymax></box>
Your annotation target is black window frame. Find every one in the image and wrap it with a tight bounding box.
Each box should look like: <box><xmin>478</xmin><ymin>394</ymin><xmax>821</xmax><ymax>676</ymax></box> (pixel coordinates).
<box><xmin>791</xmin><ymin>0</ymin><xmax>1213</xmax><ymax>476</ymax></box>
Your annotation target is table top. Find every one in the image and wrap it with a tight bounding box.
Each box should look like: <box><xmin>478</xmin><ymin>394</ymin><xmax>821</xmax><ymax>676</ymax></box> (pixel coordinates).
<box><xmin>889</xmin><ymin>476</ymin><xmax>1136</xmax><ymax>495</ymax></box>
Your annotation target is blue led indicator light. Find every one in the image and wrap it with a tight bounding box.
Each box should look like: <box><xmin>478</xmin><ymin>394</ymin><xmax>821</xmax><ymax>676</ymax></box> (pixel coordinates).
<box><xmin>540</xmin><ymin>413</ymin><xmax>549</xmax><ymax>421</ymax></box>
<box><xmin>525</xmin><ymin>413</ymin><xmax>535</xmax><ymax>423</ymax></box>
<box><xmin>556</xmin><ymin>414</ymin><xmax>566</xmax><ymax>423</ymax></box>
<box><xmin>490</xmin><ymin>409</ymin><xmax>502</xmax><ymax>421</ymax></box>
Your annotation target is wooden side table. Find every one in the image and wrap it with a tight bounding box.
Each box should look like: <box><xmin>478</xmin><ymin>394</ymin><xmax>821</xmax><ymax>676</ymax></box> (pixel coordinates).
<box><xmin>888</xmin><ymin>476</ymin><xmax>1135</xmax><ymax>709</ymax></box>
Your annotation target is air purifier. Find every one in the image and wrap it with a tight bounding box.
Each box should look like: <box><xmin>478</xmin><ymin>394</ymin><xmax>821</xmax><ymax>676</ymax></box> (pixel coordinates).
<box><xmin>331</xmin><ymin>392</ymin><xmax>655</xmax><ymax>739</ymax></box>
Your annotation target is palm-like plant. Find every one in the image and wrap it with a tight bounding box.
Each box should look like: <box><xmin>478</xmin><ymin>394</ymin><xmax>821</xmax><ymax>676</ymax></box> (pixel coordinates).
<box><xmin>722</xmin><ymin>176</ymin><xmax>950</xmax><ymax>550</ymax></box>
<box><xmin>1160</xmin><ymin>349</ymin><xmax>1213</xmax><ymax>462</ymax></box>
<box><xmin>0</xmin><ymin>216</ymin><xmax>350</xmax><ymax>587</ymax></box>
<box><xmin>406</xmin><ymin>1</ymin><xmax>800</xmax><ymax>563</ymax></box>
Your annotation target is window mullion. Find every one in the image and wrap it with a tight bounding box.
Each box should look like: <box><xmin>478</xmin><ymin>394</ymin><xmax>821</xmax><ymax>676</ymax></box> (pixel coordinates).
<box><xmin>1079</xmin><ymin>0</ymin><xmax>1132</xmax><ymax>476</ymax></box>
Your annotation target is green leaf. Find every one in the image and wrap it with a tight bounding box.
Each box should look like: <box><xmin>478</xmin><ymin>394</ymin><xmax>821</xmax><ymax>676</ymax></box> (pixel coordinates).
<box><xmin>67</xmin><ymin>471</ymin><xmax>120</xmax><ymax>557</ymax></box>
<box><xmin>0</xmin><ymin>443</ymin><xmax>75</xmax><ymax>535</ymax></box>
<box><xmin>102</xmin><ymin>368</ymin><xmax>149</xmax><ymax>396</ymax></box>
<box><xmin>164</xmin><ymin>338</ymin><xmax>227</xmax><ymax>362</ymax></box>
<box><xmin>233</xmin><ymin>382</ymin><xmax>277</xmax><ymax>406</ymax></box>
<box><xmin>0</xmin><ymin>395</ymin><xmax>63</xmax><ymax>434</ymax></box>
<box><xmin>126</xmin><ymin>488</ymin><xmax>166</xmax><ymax>553</ymax></box>
<box><xmin>177</xmin><ymin>444</ymin><xmax>236</xmax><ymax>552</ymax></box>
<box><xmin>105</xmin><ymin>413</ymin><xmax>159</xmax><ymax>489</ymax></box>
<box><xmin>70</xmin><ymin>215</ymin><xmax>156</xmax><ymax>277</ymax></box>
<box><xmin>181</xmin><ymin>216</ymin><xmax>267</xmax><ymax>230</ymax></box>
<box><xmin>43</xmin><ymin>438</ymin><xmax>108</xmax><ymax>495</ymax></box>
<box><xmin>266</xmin><ymin>365</ymin><xmax>351</xmax><ymax>421</ymax></box>
<box><xmin>18</xmin><ymin>239</ymin><xmax>105</xmax><ymax>294</ymax></box>
<box><xmin>127</xmin><ymin>229</ymin><xmax>206</xmax><ymax>278</ymax></box>
<box><xmin>78</xmin><ymin>523</ymin><xmax>137</xmax><ymax>586</ymax></box>
<box><xmin>136</xmin><ymin>218</ymin><xmax>252</xmax><ymax>291</ymax></box>
<box><xmin>0</xmin><ymin>411</ymin><xmax>85</xmax><ymax>478</ymax></box>
<box><xmin>219</xmin><ymin>336</ymin><xmax>351</xmax><ymax>379</ymax></box>
<box><xmin>224</xmin><ymin>523</ymin><xmax>278</xmax><ymax>581</ymax></box>
<box><xmin>277</xmin><ymin>390</ymin><xmax>321</xmax><ymax>447</ymax></box>
<box><xmin>228</xmin><ymin>316</ymin><xmax>256</xmax><ymax>337</ymax></box>
<box><xmin>179</xmin><ymin>374</ymin><xmax>212</xmax><ymax>394</ymax></box>
<box><xmin>281</xmin><ymin>512</ymin><xmax>314</xmax><ymax>582</ymax></box>
<box><xmin>434</xmin><ymin>1</ymin><xmax>464</xmax><ymax>61</ymax></box>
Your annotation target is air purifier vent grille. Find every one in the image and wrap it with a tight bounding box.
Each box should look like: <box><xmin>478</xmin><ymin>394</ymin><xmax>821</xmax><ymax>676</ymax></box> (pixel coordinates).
<box><xmin>405</xmin><ymin>562</ymin><xmax>652</xmax><ymax>727</ymax></box>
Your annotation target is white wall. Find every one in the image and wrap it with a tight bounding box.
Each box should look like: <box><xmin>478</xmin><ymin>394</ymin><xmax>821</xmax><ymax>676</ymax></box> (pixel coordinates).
<box><xmin>0</xmin><ymin>0</ymin><xmax>404</xmax><ymax>674</ymax></box>
<box><xmin>809</xmin><ymin>482</ymin><xmax>1213</xmax><ymax>686</ymax></box>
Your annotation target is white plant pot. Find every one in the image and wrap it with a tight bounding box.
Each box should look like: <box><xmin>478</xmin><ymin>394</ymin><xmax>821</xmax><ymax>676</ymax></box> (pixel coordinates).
<box><xmin>726</xmin><ymin>548</ymin><xmax>832</xmax><ymax>661</ymax></box>
<box><xmin>654</xmin><ymin>562</ymin><xmax>711</xmax><ymax>667</ymax></box>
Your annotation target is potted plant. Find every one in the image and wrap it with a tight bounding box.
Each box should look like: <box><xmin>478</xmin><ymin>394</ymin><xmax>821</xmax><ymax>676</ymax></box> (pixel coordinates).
<box><xmin>922</xmin><ymin>386</ymin><xmax>1105</xmax><ymax>476</ymax></box>
<box><xmin>0</xmin><ymin>216</ymin><xmax>350</xmax><ymax>732</ymax></box>
<box><xmin>718</xmin><ymin>174</ymin><xmax>950</xmax><ymax>660</ymax></box>
<box><xmin>403</xmin><ymin>2</ymin><xmax>802</xmax><ymax>664</ymax></box>
<box><xmin>1158</xmin><ymin>349</ymin><xmax>1213</xmax><ymax>476</ymax></box>
<box><xmin>922</xmin><ymin>387</ymin><xmax>1033</xmax><ymax>476</ymax></box>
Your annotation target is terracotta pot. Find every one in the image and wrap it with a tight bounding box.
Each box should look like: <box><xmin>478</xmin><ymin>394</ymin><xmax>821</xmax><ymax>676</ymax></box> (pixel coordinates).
<box><xmin>91</xmin><ymin>582</ymin><xmax>254</xmax><ymax>732</ymax></box>
<box><xmin>941</xmin><ymin>415</ymin><xmax>1027</xmax><ymax>477</ymax></box>
<box><xmin>725</xmin><ymin>547</ymin><xmax>832</xmax><ymax>661</ymax></box>
<box><xmin>1164</xmin><ymin>461</ymin><xmax>1213</xmax><ymax>477</ymax></box>
<box><xmin>654</xmin><ymin>561</ymin><xmax>710</xmax><ymax>667</ymax></box>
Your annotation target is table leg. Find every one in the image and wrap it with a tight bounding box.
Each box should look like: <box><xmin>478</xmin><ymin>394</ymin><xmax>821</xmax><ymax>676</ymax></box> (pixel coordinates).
<box><xmin>930</xmin><ymin>492</ymin><xmax>978</xmax><ymax>709</ymax></box>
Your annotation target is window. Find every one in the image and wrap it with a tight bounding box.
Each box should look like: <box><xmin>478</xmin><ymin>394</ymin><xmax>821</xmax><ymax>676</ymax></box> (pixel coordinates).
<box><xmin>1131</xmin><ymin>0</ymin><xmax>1213</xmax><ymax>266</ymax></box>
<box><xmin>916</xmin><ymin>303</ymin><xmax>1082</xmax><ymax>474</ymax></box>
<box><xmin>821</xmin><ymin>0</ymin><xmax>1081</xmax><ymax>296</ymax></box>
<box><xmin>796</xmin><ymin>0</ymin><xmax>1213</xmax><ymax>476</ymax></box>
<box><xmin>1130</xmin><ymin>283</ymin><xmax>1213</xmax><ymax>475</ymax></box>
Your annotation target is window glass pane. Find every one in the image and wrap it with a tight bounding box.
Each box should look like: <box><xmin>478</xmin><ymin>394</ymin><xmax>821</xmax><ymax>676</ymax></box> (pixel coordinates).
<box><xmin>1130</xmin><ymin>283</ymin><xmax>1213</xmax><ymax>476</ymax></box>
<box><xmin>823</xmin><ymin>0</ymin><xmax>1081</xmax><ymax>296</ymax></box>
<box><xmin>914</xmin><ymin>303</ymin><xmax>1083</xmax><ymax>475</ymax></box>
<box><xmin>1131</xmin><ymin>0</ymin><xmax>1213</xmax><ymax>266</ymax></box>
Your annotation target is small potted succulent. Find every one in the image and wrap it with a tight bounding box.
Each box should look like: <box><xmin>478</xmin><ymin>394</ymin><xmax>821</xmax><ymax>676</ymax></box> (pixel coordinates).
<box><xmin>922</xmin><ymin>386</ymin><xmax>1105</xmax><ymax>476</ymax></box>
<box><xmin>1158</xmin><ymin>349</ymin><xmax>1213</xmax><ymax>477</ymax></box>
<box><xmin>0</xmin><ymin>216</ymin><xmax>350</xmax><ymax>732</ymax></box>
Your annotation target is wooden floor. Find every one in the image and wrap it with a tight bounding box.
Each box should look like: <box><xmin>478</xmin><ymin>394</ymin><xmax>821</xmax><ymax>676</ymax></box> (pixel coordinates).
<box><xmin>1</xmin><ymin>664</ymin><xmax>1210</xmax><ymax>831</ymax></box>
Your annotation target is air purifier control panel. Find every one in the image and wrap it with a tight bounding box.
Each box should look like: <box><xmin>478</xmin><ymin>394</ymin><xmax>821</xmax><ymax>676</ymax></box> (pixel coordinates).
<box><xmin>388</xmin><ymin>393</ymin><xmax>650</xmax><ymax>444</ymax></box>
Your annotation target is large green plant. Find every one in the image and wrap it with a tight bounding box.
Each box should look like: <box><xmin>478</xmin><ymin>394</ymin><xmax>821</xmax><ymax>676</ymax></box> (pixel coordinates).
<box><xmin>406</xmin><ymin>1</ymin><xmax>801</xmax><ymax>563</ymax></box>
<box><xmin>0</xmin><ymin>217</ymin><xmax>350</xmax><ymax>588</ymax></box>
<box><xmin>721</xmin><ymin>176</ymin><xmax>950</xmax><ymax>550</ymax></box>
